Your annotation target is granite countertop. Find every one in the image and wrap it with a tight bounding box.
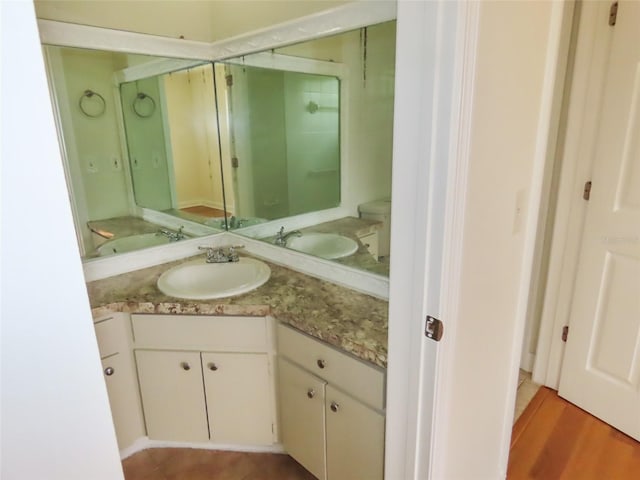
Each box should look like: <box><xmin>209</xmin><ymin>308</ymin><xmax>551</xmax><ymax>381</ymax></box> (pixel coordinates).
<box><xmin>87</xmin><ymin>255</ymin><xmax>389</xmax><ymax>368</ymax></box>
<box><xmin>88</xmin><ymin>216</ymin><xmax>164</xmax><ymax>239</ymax></box>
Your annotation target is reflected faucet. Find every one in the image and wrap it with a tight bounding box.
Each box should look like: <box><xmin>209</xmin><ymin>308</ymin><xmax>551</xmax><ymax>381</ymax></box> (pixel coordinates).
<box><xmin>275</xmin><ymin>226</ymin><xmax>302</xmax><ymax>247</ymax></box>
<box><xmin>157</xmin><ymin>226</ymin><xmax>186</xmax><ymax>242</ymax></box>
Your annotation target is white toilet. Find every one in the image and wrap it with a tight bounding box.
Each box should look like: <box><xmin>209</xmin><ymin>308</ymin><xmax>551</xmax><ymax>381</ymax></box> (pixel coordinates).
<box><xmin>358</xmin><ymin>199</ymin><xmax>392</xmax><ymax>257</ymax></box>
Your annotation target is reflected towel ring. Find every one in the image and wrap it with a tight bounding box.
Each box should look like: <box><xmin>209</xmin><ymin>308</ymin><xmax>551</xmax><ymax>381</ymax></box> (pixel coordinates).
<box><xmin>133</xmin><ymin>92</ymin><xmax>156</xmax><ymax>118</ymax></box>
<box><xmin>79</xmin><ymin>89</ymin><xmax>106</xmax><ymax>118</ymax></box>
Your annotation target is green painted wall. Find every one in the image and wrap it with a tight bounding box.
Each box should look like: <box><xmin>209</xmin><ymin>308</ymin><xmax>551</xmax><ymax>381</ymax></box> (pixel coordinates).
<box><xmin>58</xmin><ymin>48</ymin><xmax>131</xmax><ymax>221</ymax></box>
<box><xmin>120</xmin><ymin>78</ymin><xmax>173</xmax><ymax>211</ymax></box>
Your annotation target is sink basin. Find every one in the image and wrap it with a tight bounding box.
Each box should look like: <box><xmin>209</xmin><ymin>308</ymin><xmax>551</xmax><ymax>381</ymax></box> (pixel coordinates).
<box><xmin>287</xmin><ymin>233</ymin><xmax>358</xmax><ymax>260</ymax></box>
<box><xmin>157</xmin><ymin>257</ymin><xmax>271</xmax><ymax>299</ymax></box>
<box><xmin>96</xmin><ymin>233</ymin><xmax>172</xmax><ymax>256</ymax></box>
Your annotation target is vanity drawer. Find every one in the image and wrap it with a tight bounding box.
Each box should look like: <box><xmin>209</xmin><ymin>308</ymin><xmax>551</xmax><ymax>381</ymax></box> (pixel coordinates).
<box><xmin>277</xmin><ymin>324</ymin><xmax>385</xmax><ymax>410</ymax></box>
<box><xmin>131</xmin><ymin>314</ymin><xmax>268</xmax><ymax>352</ymax></box>
<box><xmin>94</xmin><ymin>317</ymin><xmax>121</xmax><ymax>358</ymax></box>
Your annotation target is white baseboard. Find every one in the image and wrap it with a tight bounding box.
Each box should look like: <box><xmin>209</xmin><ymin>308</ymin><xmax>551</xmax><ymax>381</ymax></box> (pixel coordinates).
<box><xmin>120</xmin><ymin>436</ymin><xmax>285</xmax><ymax>460</ymax></box>
<box><xmin>519</xmin><ymin>352</ymin><xmax>535</xmax><ymax>373</ymax></box>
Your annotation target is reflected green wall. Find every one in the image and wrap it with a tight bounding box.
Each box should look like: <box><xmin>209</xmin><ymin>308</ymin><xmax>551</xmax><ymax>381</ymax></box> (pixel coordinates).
<box><xmin>234</xmin><ymin>66</ymin><xmax>340</xmax><ymax>220</ymax></box>
<box><xmin>120</xmin><ymin>79</ymin><xmax>173</xmax><ymax>211</ymax></box>
<box><xmin>53</xmin><ymin>48</ymin><xmax>131</xmax><ymax>222</ymax></box>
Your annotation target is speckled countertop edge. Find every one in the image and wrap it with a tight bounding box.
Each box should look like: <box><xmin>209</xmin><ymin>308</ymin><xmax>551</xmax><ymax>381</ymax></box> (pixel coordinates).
<box><xmin>86</xmin><ymin>254</ymin><xmax>388</xmax><ymax>368</ymax></box>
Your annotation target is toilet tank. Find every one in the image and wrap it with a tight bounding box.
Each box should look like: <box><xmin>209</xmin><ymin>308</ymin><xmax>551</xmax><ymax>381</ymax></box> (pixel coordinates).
<box><xmin>358</xmin><ymin>200</ymin><xmax>391</xmax><ymax>257</ymax></box>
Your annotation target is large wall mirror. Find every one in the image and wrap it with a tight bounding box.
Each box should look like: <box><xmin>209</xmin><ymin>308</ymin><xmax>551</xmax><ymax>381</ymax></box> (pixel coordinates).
<box><xmin>215</xmin><ymin>20</ymin><xmax>396</xmax><ymax>277</ymax></box>
<box><xmin>44</xmin><ymin>46</ymin><xmax>225</xmax><ymax>258</ymax></box>
<box><xmin>43</xmin><ymin>20</ymin><xmax>395</xmax><ymax>277</ymax></box>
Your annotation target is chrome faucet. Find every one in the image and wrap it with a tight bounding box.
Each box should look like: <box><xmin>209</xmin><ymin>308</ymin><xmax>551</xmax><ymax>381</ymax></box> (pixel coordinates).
<box><xmin>157</xmin><ymin>226</ymin><xmax>186</xmax><ymax>242</ymax></box>
<box><xmin>274</xmin><ymin>226</ymin><xmax>302</xmax><ymax>247</ymax></box>
<box><xmin>227</xmin><ymin>216</ymin><xmax>246</xmax><ymax>230</ymax></box>
<box><xmin>198</xmin><ymin>244</ymin><xmax>244</xmax><ymax>263</ymax></box>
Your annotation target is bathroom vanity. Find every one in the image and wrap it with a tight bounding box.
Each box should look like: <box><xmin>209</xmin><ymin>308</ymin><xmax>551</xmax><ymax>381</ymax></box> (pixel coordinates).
<box><xmin>87</xmin><ymin>253</ymin><xmax>388</xmax><ymax>480</ymax></box>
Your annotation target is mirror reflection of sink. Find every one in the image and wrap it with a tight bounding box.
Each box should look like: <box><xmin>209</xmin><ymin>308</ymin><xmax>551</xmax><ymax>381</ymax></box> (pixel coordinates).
<box><xmin>204</xmin><ymin>217</ymin><xmax>267</xmax><ymax>230</ymax></box>
<box><xmin>286</xmin><ymin>233</ymin><xmax>358</xmax><ymax>260</ymax></box>
<box><xmin>157</xmin><ymin>257</ymin><xmax>271</xmax><ymax>300</ymax></box>
<box><xmin>96</xmin><ymin>233</ymin><xmax>177</xmax><ymax>256</ymax></box>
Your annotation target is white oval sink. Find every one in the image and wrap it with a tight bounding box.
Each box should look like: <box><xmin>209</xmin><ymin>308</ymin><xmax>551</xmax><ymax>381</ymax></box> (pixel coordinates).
<box><xmin>157</xmin><ymin>257</ymin><xmax>271</xmax><ymax>299</ymax></box>
<box><xmin>96</xmin><ymin>233</ymin><xmax>171</xmax><ymax>256</ymax></box>
<box><xmin>287</xmin><ymin>233</ymin><xmax>358</xmax><ymax>259</ymax></box>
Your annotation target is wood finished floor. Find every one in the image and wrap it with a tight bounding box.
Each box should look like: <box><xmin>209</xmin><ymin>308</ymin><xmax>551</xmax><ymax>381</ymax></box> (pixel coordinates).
<box><xmin>180</xmin><ymin>206</ymin><xmax>226</xmax><ymax>218</ymax></box>
<box><xmin>508</xmin><ymin>387</ymin><xmax>640</xmax><ymax>479</ymax></box>
<box><xmin>122</xmin><ymin>449</ymin><xmax>316</xmax><ymax>480</ymax></box>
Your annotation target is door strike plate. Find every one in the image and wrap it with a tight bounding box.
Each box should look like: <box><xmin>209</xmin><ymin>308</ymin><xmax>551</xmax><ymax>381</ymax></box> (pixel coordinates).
<box><xmin>425</xmin><ymin>316</ymin><xmax>444</xmax><ymax>342</ymax></box>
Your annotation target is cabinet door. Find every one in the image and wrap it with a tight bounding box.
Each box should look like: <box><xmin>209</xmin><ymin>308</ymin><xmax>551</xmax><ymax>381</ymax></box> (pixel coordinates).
<box><xmin>325</xmin><ymin>385</ymin><xmax>385</xmax><ymax>480</ymax></box>
<box><xmin>202</xmin><ymin>352</ymin><xmax>273</xmax><ymax>445</ymax></box>
<box><xmin>278</xmin><ymin>358</ymin><xmax>327</xmax><ymax>480</ymax></box>
<box><xmin>135</xmin><ymin>350</ymin><xmax>209</xmax><ymax>442</ymax></box>
<box><xmin>101</xmin><ymin>354</ymin><xmax>145</xmax><ymax>450</ymax></box>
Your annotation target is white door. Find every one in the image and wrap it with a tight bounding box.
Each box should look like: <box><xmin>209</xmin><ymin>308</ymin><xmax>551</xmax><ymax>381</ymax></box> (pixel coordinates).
<box><xmin>559</xmin><ymin>0</ymin><xmax>640</xmax><ymax>440</ymax></box>
<box><xmin>201</xmin><ymin>352</ymin><xmax>274</xmax><ymax>445</ymax></box>
<box><xmin>278</xmin><ymin>358</ymin><xmax>327</xmax><ymax>480</ymax></box>
<box><xmin>325</xmin><ymin>385</ymin><xmax>385</xmax><ymax>480</ymax></box>
<box><xmin>135</xmin><ymin>350</ymin><xmax>209</xmax><ymax>442</ymax></box>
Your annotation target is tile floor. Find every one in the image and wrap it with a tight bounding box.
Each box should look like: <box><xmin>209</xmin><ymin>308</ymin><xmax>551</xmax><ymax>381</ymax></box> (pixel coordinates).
<box><xmin>122</xmin><ymin>448</ymin><xmax>316</xmax><ymax>480</ymax></box>
<box><xmin>513</xmin><ymin>369</ymin><xmax>540</xmax><ymax>423</ymax></box>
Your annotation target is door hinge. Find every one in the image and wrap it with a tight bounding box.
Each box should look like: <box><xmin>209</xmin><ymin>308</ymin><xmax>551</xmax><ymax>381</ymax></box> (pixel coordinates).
<box><xmin>231</xmin><ymin>157</ymin><xmax>239</xmax><ymax>168</ymax></box>
<box><xmin>583</xmin><ymin>180</ymin><xmax>592</xmax><ymax>201</ymax></box>
<box><xmin>226</xmin><ymin>74</ymin><xmax>233</xmax><ymax>87</ymax></box>
<box><xmin>562</xmin><ymin>325</ymin><xmax>569</xmax><ymax>342</ymax></box>
<box><xmin>425</xmin><ymin>316</ymin><xmax>444</xmax><ymax>342</ymax></box>
<box><xmin>609</xmin><ymin>1</ymin><xmax>618</xmax><ymax>26</ymax></box>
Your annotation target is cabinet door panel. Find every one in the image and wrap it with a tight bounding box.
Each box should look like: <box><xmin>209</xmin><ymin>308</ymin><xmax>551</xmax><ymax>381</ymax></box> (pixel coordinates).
<box><xmin>202</xmin><ymin>352</ymin><xmax>273</xmax><ymax>445</ymax></box>
<box><xmin>325</xmin><ymin>385</ymin><xmax>384</xmax><ymax>480</ymax></box>
<box><xmin>278</xmin><ymin>358</ymin><xmax>327</xmax><ymax>480</ymax></box>
<box><xmin>101</xmin><ymin>354</ymin><xmax>145</xmax><ymax>449</ymax></box>
<box><xmin>135</xmin><ymin>350</ymin><xmax>208</xmax><ymax>442</ymax></box>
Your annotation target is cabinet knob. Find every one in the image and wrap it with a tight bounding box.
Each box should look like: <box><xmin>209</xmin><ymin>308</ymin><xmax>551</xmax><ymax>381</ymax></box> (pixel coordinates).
<box><xmin>208</xmin><ymin>363</ymin><xmax>218</xmax><ymax>371</ymax></box>
<box><xmin>104</xmin><ymin>366</ymin><xmax>115</xmax><ymax>376</ymax></box>
<box><xmin>317</xmin><ymin>359</ymin><xmax>326</xmax><ymax>369</ymax></box>
<box><xmin>180</xmin><ymin>362</ymin><xmax>191</xmax><ymax>371</ymax></box>
<box><xmin>330</xmin><ymin>401</ymin><xmax>340</xmax><ymax>413</ymax></box>
<box><xmin>307</xmin><ymin>388</ymin><xmax>316</xmax><ymax>399</ymax></box>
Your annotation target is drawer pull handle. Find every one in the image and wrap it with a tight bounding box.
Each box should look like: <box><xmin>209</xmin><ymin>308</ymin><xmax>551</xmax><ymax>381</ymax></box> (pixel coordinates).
<box><xmin>307</xmin><ymin>388</ymin><xmax>316</xmax><ymax>399</ymax></box>
<box><xmin>330</xmin><ymin>401</ymin><xmax>340</xmax><ymax>413</ymax></box>
<box><xmin>208</xmin><ymin>363</ymin><xmax>218</xmax><ymax>371</ymax></box>
<box><xmin>317</xmin><ymin>359</ymin><xmax>326</xmax><ymax>369</ymax></box>
<box><xmin>104</xmin><ymin>366</ymin><xmax>115</xmax><ymax>376</ymax></box>
<box><xmin>180</xmin><ymin>362</ymin><xmax>191</xmax><ymax>371</ymax></box>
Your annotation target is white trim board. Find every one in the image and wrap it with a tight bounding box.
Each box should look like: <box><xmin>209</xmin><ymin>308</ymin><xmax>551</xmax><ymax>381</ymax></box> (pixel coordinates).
<box><xmin>37</xmin><ymin>2</ymin><xmax>396</xmax><ymax>62</ymax></box>
<box><xmin>120</xmin><ymin>436</ymin><xmax>285</xmax><ymax>461</ymax></box>
<box><xmin>497</xmin><ymin>3</ymin><xmax>577</xmax><ymax>473</ymax></box>
<box><xmin>534</xmin><ymin>1</ymin><xmax>615</xmax><ymax>389</ymax></box>
<box><xmin>82</xmin><ymin>231</ymin><xmax>389</xmax><ymax>299</ymax></box>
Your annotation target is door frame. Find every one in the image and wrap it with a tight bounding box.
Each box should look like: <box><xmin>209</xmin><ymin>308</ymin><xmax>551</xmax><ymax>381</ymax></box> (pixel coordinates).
<box><xmin>533</xmin><ymin>1</ymin><xmax>617</xmax><ymax>389</ymax></box>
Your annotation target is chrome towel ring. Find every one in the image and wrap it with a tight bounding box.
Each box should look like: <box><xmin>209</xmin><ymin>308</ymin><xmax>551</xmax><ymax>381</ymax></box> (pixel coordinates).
<box><xmin>79</xmin><ymin>89</ymin><xmax>106</xmax><ymax>118</ymax></box>
<box><xmin>133</xmin><ymin>92</ymin><xmax>156</xmax><ymax>118</ymax></box>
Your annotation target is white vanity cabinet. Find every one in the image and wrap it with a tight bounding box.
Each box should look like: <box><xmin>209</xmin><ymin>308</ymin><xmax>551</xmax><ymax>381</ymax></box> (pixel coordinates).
<box><xmin>277</xmin><ymin>324</ymin><xmax>385</xmax><ymax>480</ymax></box>
<box><xmin>93</xmin><ymin>313</ymin><xmax>146</xmax><ymax>450</ymax></box>
<box><xmin>135</xmin><ymin>350</ymin><xmax>209</xmax><ymax>442</ymax></box>
<box><xmin>358</xmin><ymin>231</ymin><xmax>380</xmax><ymax>260</ymax></box>
<box><xmin>131</xmin><ymin>314</ymin><xmax>275</xmax><ymax>446</ymax></box>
